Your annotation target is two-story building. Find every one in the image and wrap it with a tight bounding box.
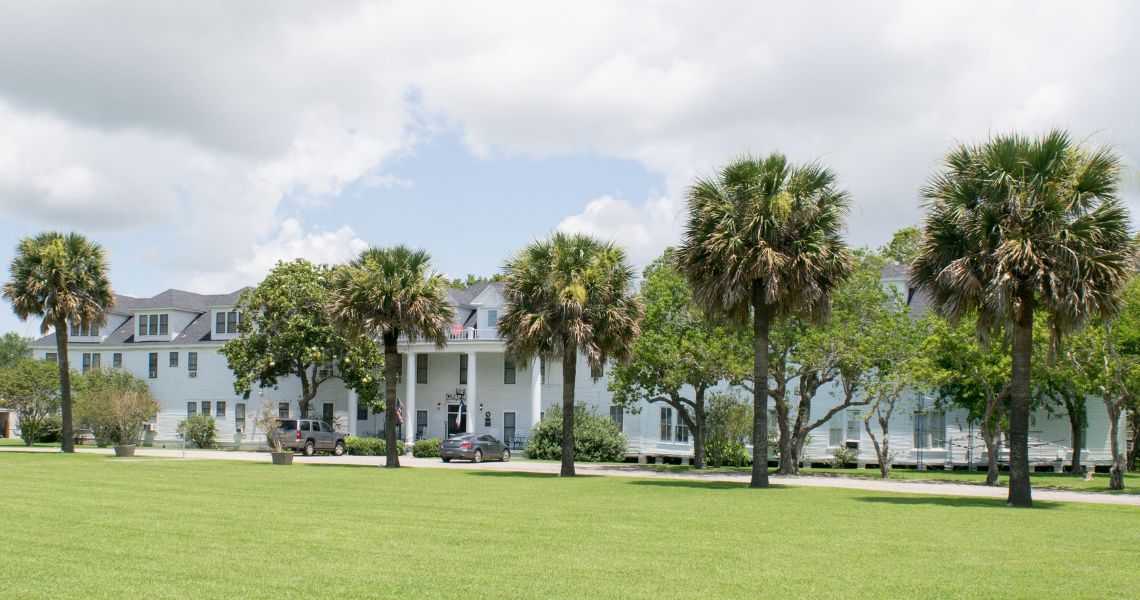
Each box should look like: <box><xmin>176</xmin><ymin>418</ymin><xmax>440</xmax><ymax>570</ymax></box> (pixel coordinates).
<box><xmin>23</xmin><ymin>274</ymin><xmax>1127</xmax><ymax>470</ymax></box>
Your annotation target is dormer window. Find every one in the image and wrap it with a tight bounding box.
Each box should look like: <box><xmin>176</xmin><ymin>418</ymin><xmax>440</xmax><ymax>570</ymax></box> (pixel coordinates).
<box><xmin>69</xmin><ymin>322</ymin><xmax>100</xmax><ymax>337</ymax></box>
<box><xmin>215</xmin><ymin>310</ymin><xmax>240</xmax><ymax>335</ymax></box>
<box><xmin>138</xmin><ymin>314</ymin><xmax>169</xmax><ymax>337</ymax></box>
<box><xmin>486</xmin><ymin>309</ymin><xmax>499</xmax><ymax>327</ymax></box>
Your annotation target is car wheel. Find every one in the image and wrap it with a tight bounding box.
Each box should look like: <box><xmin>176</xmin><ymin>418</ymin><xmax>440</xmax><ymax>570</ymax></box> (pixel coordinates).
<box><xmin>501</xmin><ymin>449</ymin><xmax>511</xmax><ymax>462</ymax></box>
<box><xmin>442</xmin><ymin>457</ymin><xmax>451</xmax><ymax>463</ymax></box>
<box><xmin>473</xmin><ymin>449</ymin><xmax>483</xmax><ymax>463</ymax></box>
<box><xmin>332</xmin><ymin>440</ymin><xmax>345</xmax><ymax>456</ymax></box>
<box><xmin>303</xmin><ymin>440</ymin><xmax>315</xmax><ymax>456</ymax></box>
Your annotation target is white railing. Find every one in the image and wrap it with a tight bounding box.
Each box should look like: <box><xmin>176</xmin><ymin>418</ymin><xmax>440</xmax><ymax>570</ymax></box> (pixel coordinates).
<box><xmin>446</xmin><ymin>327</ymin><xmax>502</xmax><ymax>341</ymax></box>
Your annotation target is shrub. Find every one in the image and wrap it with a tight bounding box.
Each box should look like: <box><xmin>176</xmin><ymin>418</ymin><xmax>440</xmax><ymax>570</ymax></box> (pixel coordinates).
<box><xmin>345</xmin><ymin>436</ymin><xmax>405</xmax><ymax>456</ymax></box>
<box><xmin>74</xmin><ymin>369</ymin><xmax>158</xmax><ymax>446</ymax></box>
<box><xmin>704</xmin><ymin>391</ymin><xmax>753</xmax><ymax>467</ymax></box>
<box><xmin>0</xmin><ymin>358</ymin><xmax>63</xmax><ymax>446</ymax></box>
<box><xmin>525</xmin><ymin>405</ymin><xmax>625</xmax><ymax>462</ymax></box>
<box><xmin>413</xmin><ymin>438</ymin><xmax>442</xmax><ymax>458</ymax></box>
<box><xmin>829</xmin><ymin>445</ymin><xmax>858</xmax><ymax>469</ymax></box>
<box><xmin>35</xmin><ymin>415</ymin><xmax>62</xmax><ymax>444</ymax></box>
<box><xmin>176</xmin><ymin>414</ymin><xmax>217</xmax><ymax>449</ymax></box>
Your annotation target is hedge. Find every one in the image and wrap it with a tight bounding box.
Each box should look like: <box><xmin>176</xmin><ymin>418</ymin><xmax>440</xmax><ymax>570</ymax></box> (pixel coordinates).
<box><xmin>412</xmin><ymin>438</ymin><xmax>442</xmax><ymax>458</ymax></box>
<box><xmin>344</xmin><ymin>436</ymin><xmax>405</xmax><ymax>456</ymax></box>
<box><xmin>525</xmin><ymin>405</ymin><xmax>625</xmax><ymax>462</ymax></box>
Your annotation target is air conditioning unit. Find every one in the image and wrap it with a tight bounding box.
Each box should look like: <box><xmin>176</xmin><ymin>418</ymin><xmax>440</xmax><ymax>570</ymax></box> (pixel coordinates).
<box><xmin>189</xmin><ymin>370</ymin><xmax>198</xmax><ymax>378</ymax></box>
<box><xmin>146</xmin><ymin>423</ymin><xmax>157</xmax><ymax>432</ymax></box>
<box><xmin>235</xmin><ymin>427</ymin><xmax>245</xmax><ymax>434</ymax></box>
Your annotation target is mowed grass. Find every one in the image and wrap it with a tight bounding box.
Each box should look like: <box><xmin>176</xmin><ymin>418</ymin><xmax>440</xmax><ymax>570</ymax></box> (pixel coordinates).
<box><xmin>653</xmin><ymin>463</ymin><xmax>1140</xmax><ymax>494</ymax></box>
<box><xmin>2</xmin><ymin>454</ymin><xmax>1138</xmax><ymax>599</ymax></box>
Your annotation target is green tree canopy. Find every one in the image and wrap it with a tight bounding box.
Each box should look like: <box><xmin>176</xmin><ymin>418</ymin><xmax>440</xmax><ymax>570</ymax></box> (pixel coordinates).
<box><xmin>608</xmin><ymin>248</ymin><xmax>750</xmax><ymax>468</ymax></box>
<box><xmin>0</xmin><ymin>332</ymin><xmax>32</xmax><ymax>369</ymax></box>
<box><xmin>0</xmin><ymin>358</ymin><xmax>64</xmax><ymax>445</ymax></box>
<box><xmin>221</xmin><ymin>259</ymin><xmax>383</xmax><ymax>418</ymax></box>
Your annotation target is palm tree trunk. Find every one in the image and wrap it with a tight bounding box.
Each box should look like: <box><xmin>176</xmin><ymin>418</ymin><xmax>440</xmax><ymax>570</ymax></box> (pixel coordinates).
<box><xmin>693</xmin><ymin>393</ymin><xmax>707</xmax><ymax>470</ymax></box>
<box><xmin>1007</xmin><ymin>293</ymin><xmax>1034</xmax><ymax>507</ymax></box>
<box><xmin>1068</xmin><ymin>412</ymin><xmax>1082</xmax><ymax>475</ymax></box>
<box><xmin>560</xmin><ymin>350</ymin><xmax>576</xmax><ymax>477</ymax></box>
<box><xmin>750</xmin><ymin>281</ymin><xmax>770</xmax><ymax>488</ymax></box>
<box><xmin>383</xmin><ymin>334</ymin><xmax>400</xmax><ymax>468</ymax></box>
<box><xmin>1107</xmin><ymin>400</ymin><xmax>1124</xmax><ymax>490</ymax></box>
<box><xmin>55</xmin><ymin>319</ymin><xmax>74</xmax><ymax>453</ymax></box>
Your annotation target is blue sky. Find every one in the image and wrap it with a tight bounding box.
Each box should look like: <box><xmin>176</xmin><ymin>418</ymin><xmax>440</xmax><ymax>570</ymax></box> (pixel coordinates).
<box><xmin>2</xmin><ymin>2</ymin><xmax>1139</xmax><ymax>337</ymax></box>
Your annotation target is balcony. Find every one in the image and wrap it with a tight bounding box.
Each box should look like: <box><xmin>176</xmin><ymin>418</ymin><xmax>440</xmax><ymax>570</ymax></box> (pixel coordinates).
<box><xmin>446</xmin><ymin>326</ymin><xmax>502</xmax><ymax>341</ymax></box>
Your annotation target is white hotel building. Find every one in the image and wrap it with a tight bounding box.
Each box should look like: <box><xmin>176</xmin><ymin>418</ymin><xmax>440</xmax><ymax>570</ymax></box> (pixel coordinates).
<box><xmin>20</xmin><ymin>273</ymin><xmax>1127</xmax><ymax>469</ymax></box>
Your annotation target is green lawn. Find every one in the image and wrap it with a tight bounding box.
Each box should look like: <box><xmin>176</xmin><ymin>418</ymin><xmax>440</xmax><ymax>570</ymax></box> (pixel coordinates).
<box><xmin>2</xmin><ymin>453</ymin><xmax>1137</xmax><ymax>599</ymax></box>
<box><xmin>652</xmin><ymin>464</ymin><xmax>1140</xmax><ymax>494</ymax></box>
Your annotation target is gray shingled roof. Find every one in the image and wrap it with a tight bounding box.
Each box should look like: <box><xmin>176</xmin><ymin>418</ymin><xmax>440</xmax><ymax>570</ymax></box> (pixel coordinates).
<box><xmin>29</xmin><ymin>288</ymin><xmax>246</xmax><ymax>348</ymax></box>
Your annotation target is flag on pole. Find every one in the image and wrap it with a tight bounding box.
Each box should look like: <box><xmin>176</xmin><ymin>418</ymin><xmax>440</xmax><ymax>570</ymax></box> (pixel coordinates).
<box><xmin>396</xmin><ymin>397</ymin><xmax>404</xmax><ymax>425</ymax></box>
<box><xmin>455</xmin><ymin>398</ymin><xmax>465</xmax><ymax>429</ymax></box>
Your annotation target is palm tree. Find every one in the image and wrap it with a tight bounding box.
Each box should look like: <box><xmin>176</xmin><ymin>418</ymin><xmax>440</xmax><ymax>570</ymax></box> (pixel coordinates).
<box><xmin>327</xmin><ymin>246</ymin><xmax>453</xmax><ymax>468</ymax></box>
<box><xmin>498</xmin><ymin>232</ymin><xmax>642</xmax><ymax>477</ymax></box>
<box><xmin>677</xmin><ymin>154</ymin><xmax>854</xmax><ymax>488</ymax></box>
<box><xmin>912</xmin><ymin>129</ymin><xmax>1136</xmax><ymax>507</ymax></box>
<box><xmin>3</xmin><ymin>232</ymin><xmax>114</xmax><ymax>453</ymax></box>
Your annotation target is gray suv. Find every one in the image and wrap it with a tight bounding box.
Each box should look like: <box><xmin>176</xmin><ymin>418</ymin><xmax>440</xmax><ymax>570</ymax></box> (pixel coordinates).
<box><xmin>275</xmin><ymin>419</ymin><xmax>346</xmax><ymax>456</ymax></box>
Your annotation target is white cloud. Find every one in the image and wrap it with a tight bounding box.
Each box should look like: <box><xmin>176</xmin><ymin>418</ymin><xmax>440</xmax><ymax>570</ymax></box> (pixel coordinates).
<box><xmin>0</xmin><ymin>0</ymin><xmax>1138</xmax><ymax>294</ymax></box>
<box><xmin>186</xmin><ymin>218</ymin><xmax>368</xmax><ymax>292</ymax></box>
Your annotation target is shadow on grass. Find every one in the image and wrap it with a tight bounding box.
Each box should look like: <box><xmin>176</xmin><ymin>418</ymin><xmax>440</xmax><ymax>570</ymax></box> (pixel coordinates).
<box><xmin>855</xmin><ymin>495</ymin><xmax>1064</xmax><ymax>510</ymax></box>
<box><xmin>629</xmin><ymin>479</ymin><xmax>772</xmax><ymax>490</ymax></box>
<box><xmin>461</xmin><ymin>470</ymin><xmax>563</xmax><ymax>479</ymax></box>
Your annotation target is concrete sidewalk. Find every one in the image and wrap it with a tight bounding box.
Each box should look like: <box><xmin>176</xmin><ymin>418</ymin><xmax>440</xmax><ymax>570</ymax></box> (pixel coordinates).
<box><xmin>3</xmin><ymin>445</ymin><xmax>1138</xmax><ymax>507</ymax></box>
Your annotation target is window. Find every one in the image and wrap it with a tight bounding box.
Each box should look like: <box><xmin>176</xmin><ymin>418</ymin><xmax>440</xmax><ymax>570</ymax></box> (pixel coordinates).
<box><xmin>278</xmin><ymin>403</ymin><xmax>289</xmax><ymax>418</ymax></box>
<box><xmin>112</xmin><ymin>353</ymin><xmax>122</xmax><ymax>368</ymax></box>
<box><xmin>159</xmin><ymin>314</ymin><xmax>169</xmax><ymax>335</ymax></box>
<box><xmin>301</xmin><ymin>421</ymin><xmax>311</xmax><ymax>432</ymax></box>
<box><xmin>675</xmin><ymin>412</ymin><xmax>689</xmax><ymax>443</ymax></box>
<box><xmin>660</xmin><ymin>406</ymin><xmax>673</xmax><ymax>441</ymax></box>
<box><xmin>829</xmin><ymin>413</ymin><xmax>844</xmax><ymax>447</ymax></box>
<box><xmin>540</xmin><ymin>357</ymin><xmax>546</xmax><ymax>384</ymax></box>
<box><xmin>609</xmin><ymin>406</ymin><xmax>624</xmax><ymax>431</ymax></box>
<box><xmin>416</xmin><ymin>410</ymin><xmax>427</xmax><ymax>440</ymax></box>
<box><xmin>504</xmin><ymin>412</ymin><xmax>516</xmax><ymax>442</ymax></box>
<box><xmin>200</xmin><ymin>401</ymin><xmax>211</xmax><ymax>416</ymax></box>
<box><xmin>169</xmin><ymin>352</ymin><xmax>179</xmax><ymax>368</ymax></box>
<box><xmin>70</xmin><ymin>322</ymin><xmax>99</xmax><ymax>337</ymax></box>
<box><xmin>188</xmin><ymin>352</ymin><xmax>198</xmax><ymax>375</ymax></box>
<box><xmin>215</xmin><ymin>401</ymin><xmax>226</xmax><ymax>418</ymax></box>
<box><xmin>215</xmin><ymin>312</ymin><xmax>225</xmax><ymax>334</ymax></box>
<box><xmin>416</xmin><ymin>354</ymin><xmax>428</xmax><ymax>384</ymax></box>
<box><xmin>139</xmin><ymin>315</ymin><xmax>147</xmax><ymax>336</ymax></box>
<box><xmin>187</xmin><ymin>402</ymin><xmax>197</xmax><ymax>417</ymax></box>
<box><xmin>913</xmin><ymin>410</ymin><xmax>947</xmax><ymax>450</ymax></box>
<box><xmin>846</xmin><ymin>411</ymin><xmax>861</xmax><ymax>445</ymax></box>
<box><xmin>148</xmin><ymin>353</ymin><xmax>158</xmax><ymax>378</ymax></box>
<box><xmin>591</xmin><ymin>363</ymin><xmax>604</xmax><ymax>379</ymax></box>
<box><xmin>227</xmin><ymin>311</ymin><xmax>238</xmax><ymax>333</ymax></box>
<box><xmin>459</xmin><ymin>354</ymin><xmax>468</xmax><ymax>385</ymax></box>
<box><xmin>357</xmin><ymin>404</ymin><xmax>368</xmax><ymax>420</ymax></box>
<box><xmin>81</xmin><ymin>353</ymin><xmax>92</xmax><ymax>374</ymax></box>
<box><xmin>148</xmin><ymin>315</ymin><xmax>157</xmax><ymax>336</ymax></box>
<box><xmin>504</xmin><ymin>358</ymin><xmax>516</xmax><ymax>384</ymax></box>
<box><xmin>828</xmin><ymin>410</ymin><xmax>861</xmax><ymax>447</ymax></box>
<box><xmin>235</xmin><ymin>403</ymin><xmax>246</xmax><ymax>431</ymax></box>
<box><xmin>81</xmin><ymin>353</ymin><xmax>101</xmax><ymax>374</ymax></box>
<box><xmin>486</xmin><ymin>309</ymin><xmax>498</xmax><ymax>327</ymax></box>
<box><xmin>215</xmin><ymin>310</ymin><xmax>240</xmax><ymax>334</ymax></box>
<box><xmin>45</xmin><ymin>352</ymin><xmax>57</xmax><ymax>363</ymax></box>
<box><xmin>323</xmin><ymin>403</ymin><xmax>334</xmax><ymax>425</ymax></box>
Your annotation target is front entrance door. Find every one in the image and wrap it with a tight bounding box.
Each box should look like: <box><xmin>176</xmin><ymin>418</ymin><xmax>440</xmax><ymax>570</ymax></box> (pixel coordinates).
<box><xmin>447</xmin><ymin>404</ymin><xmax>467</xmax><ymax>438</ymax></box>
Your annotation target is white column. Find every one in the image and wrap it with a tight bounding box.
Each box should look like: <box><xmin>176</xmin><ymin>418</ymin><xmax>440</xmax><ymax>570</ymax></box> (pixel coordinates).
<box><xmin>405</xmin><ymin>351</ymin><xmax>417</xmax><ymax>448</ymax></box>
<box><xmin>347</xmin><ymin>389</ymin><xmax>358</xmax><ymax>436</ymax></box>
<box><xmin>466</xmin><ymin>351</ymin><xmax>477</xmax><ymax>434</ymax></box>
<box><xmin>530</xmin><ymin>357</ymin><xmax>542</xmax><ymax>429</ymax></box>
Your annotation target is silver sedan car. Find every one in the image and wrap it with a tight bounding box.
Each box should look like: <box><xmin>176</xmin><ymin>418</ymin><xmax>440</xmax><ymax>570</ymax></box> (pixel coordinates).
<box><xmin>440</xmin><ymin>434</ymin><xmax>510</xmax><ymax>463</ymax></box>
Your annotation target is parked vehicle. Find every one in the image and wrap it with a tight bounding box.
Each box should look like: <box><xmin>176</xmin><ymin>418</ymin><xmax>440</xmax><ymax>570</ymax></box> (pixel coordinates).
<box><xmin>275</xmin><ymin>419</ymin><xmax>345</xmax><ymax>456</ymax></box>
<box><xmin>439</xmin><ymin>434</ymin><xmax>510</xmax><ymax>463</ymax></box>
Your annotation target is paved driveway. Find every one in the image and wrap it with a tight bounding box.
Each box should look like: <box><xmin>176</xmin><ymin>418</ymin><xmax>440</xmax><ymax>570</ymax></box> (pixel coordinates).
<box><xmin>3</xmin><ymin>446</ymin><xmax>1137</xmax><ymax>507</ymax></box>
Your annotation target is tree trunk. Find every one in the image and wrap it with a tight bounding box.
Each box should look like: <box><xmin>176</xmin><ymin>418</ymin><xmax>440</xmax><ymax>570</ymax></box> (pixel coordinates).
<box><xmin>983</xmin><ymin>428</ymin><xmax>1001</xmax><ymax>486</ymax></box>
<box><xmin>692</xmin><ymin>394</ymin><xmax>707</xmax><ymax>470</ymax></box>
<box><xmin>55</xmin><ymin>320</ymin><xmax>74</xmax><ymax>453</ymax></box>
<box><xmin>1130</xmin><ymin>409</ymin><xmax>1140</xmax><ymax>472</ymax></box>
<box><xmin>382</xmin><ymin>334</ymin><xmax>400</xmax><ymax>468</ymax></box>
<box><xmin>863</xmin><ymin>418</ymin><xmax>891</xmax><ymax>479</ymax></box>
<box><xmin>1006</xmin><ymin>292</ymin><xmax>1034</xmax><ymax>507</ymax></box>
<box><xmin>1068</xmin><ymin>413</ymin><xmax>1083</xmax><ymax>476</ymax></box>
<box><xmin>298</xmin><ymin>365</ymin><xmax>317</xmax><ymax>420</ymax></box>
<box><xmin>560</xmin><ymin>350</ymin><xmax>577</xmax><ymax>477</ymax></box>
<box><xmin>1107</xmin><ymin>402</ymin><xmax>1124</xmax><ymax>491</ymax></box>
<box><xmin>750</xmin><ymin>282</ymin><xmax>770</xmax><ymax>488</ymax></box>
<box><xmin>774</xmin><ymin>398</ymin><xmax>795</xmax><ymax>474</ymax></box>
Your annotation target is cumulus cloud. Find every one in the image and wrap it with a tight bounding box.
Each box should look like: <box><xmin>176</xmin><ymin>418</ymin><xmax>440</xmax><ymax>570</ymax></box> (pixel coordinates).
<box><xmin>186</xmin><ymin>218</ymin><xmax>368</xmax><ymax>292</ymax></box>
<box><xmin>0</xmin><ymin>0</ymin><xmax>1138</xmax><ymax>296</ymax></box>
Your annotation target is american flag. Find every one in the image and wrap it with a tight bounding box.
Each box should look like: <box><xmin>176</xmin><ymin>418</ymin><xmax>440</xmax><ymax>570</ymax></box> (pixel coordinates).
<box><xmin>396</xmin><ymin>398</ymin><xmax>404</xmax><ymax>425</ymax></box>
<box><xmin>455</xmin><ymin>398</ymin><xmax>465</xmax><ymax>428</ymax></box>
